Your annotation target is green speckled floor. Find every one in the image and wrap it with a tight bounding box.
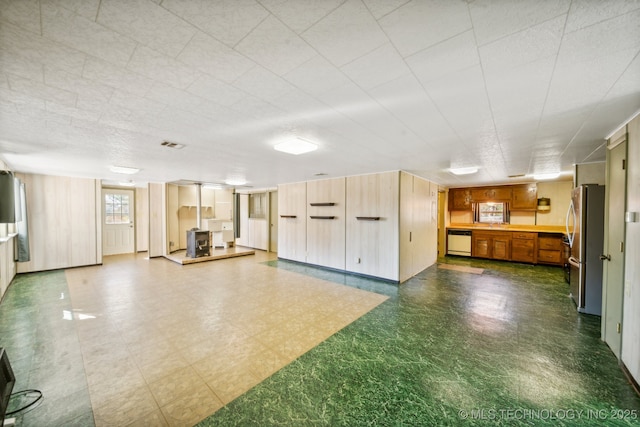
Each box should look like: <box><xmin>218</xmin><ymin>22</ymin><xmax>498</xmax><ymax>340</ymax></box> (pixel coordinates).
<box><xmin>198</xmin><ymin>257</ymin><xmax>640</xmax><ymax>426</ymax></box>
<box><xmin>1</xmin><ymin>256</ymin><xmax>639</xmax><ymax>426</ymax></box>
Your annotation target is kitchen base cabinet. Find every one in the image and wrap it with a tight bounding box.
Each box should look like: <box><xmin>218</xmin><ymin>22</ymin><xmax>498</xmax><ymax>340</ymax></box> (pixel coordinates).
<box><xmin>538</xmin><ymin>233</ymin><xmax>563</xmax><ymax>266</ymax></box>
<box><xmin>472</xmin><ymin>231</ymin><xmax>510</xmax><ymax>260</ymax></box>
<box><xmin>511</xmin><ymin>232</ymin><xmax>537</xmax><ymax>263</ymax></box>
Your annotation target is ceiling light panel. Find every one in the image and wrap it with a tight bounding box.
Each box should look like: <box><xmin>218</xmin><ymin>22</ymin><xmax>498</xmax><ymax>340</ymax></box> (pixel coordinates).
<box><xmin>274</xmin><ymin>138</ymin><xmax>318</xmax><ymax>155</ymax></box>
<box><xmin>110</xmin><ymin>166</ymin><xmax>140</xmax><ymax>174</ymax></box>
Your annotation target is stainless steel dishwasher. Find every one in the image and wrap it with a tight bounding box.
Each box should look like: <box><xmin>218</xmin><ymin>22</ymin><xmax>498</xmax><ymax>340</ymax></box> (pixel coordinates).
<box><xmin>447</xmin><ymin>229</ymin><xmax>472</xmax><ymax>256</ymax></box>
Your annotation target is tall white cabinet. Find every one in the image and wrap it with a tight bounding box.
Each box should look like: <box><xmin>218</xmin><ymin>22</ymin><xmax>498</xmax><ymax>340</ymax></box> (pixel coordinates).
<box><xmin>346</xmin><ymin>171</ymin><xmax>400</xmax><ymax>281</ymax></box>
<box><xmin>307</xmin><ymin>178</ymin><xmax>346</xmax><ymax>271</ymax></box>
<box><xmin>278</xmin><ymin>171</ymin><xmax>438</xmax><ymax>283</ymax></box>
<box><xmin>277</xmin><ymin>182</ymin><xmax>307</xmax><ymax>263</ymax></box>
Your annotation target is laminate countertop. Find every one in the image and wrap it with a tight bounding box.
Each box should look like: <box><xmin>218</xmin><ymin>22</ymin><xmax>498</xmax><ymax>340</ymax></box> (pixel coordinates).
<box><xmin>448</xmin><ymin>224</ymin><xmax>567</xmax><ymax>234</ymax></box>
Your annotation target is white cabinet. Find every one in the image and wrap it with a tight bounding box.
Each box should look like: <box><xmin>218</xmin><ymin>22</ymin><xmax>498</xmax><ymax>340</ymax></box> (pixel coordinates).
<box><xmin>277</xmin><ymin>182</ymin><xmax>307</xmax><ymax>262</ymax></box>
<box><xmin>0</xmin><ymin>235</ymin><xmax>16</xmax><ymax>299</ymax></box>
<box><xmin>307</xmin><ymin>178</ymin><xmax>346</xmax><ymax>270</ymax></box>
<box><xmin>346</xmin><ymin>171</ymin><xmax>400</xmax><ymax>281</ymax></box>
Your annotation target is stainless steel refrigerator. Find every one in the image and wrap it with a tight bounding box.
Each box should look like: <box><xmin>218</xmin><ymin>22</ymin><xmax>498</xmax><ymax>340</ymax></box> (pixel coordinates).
<box><xmin>566</xmin><ymin>184</ymin><xmax>605</xmax><ymax>315</ymax></box>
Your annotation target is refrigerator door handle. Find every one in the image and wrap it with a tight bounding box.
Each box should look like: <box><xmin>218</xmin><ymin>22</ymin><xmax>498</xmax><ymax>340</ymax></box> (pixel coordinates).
<box><xmin>568</xmin><ymin>256</ymin><xmax>581</xmax><ymax>268</ymax></box>
<box><xmin>566</xmin><ymin>199</ymin><xmax>576</xmax><ymax>248</ymax></box>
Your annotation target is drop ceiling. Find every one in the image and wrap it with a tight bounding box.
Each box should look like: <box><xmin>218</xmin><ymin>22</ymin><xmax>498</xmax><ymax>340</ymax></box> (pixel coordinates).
<box><xmin>0</xmin><ymin>0</ymin><xmax>638</xmax><ymax>189</ymax></box>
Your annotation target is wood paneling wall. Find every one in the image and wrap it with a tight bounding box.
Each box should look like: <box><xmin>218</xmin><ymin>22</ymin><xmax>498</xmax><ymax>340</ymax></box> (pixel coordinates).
<box><xmin>277</xmin><ymin>182</ymin><xmax>307</xmax><ymax>262</ymax></box>
<box><xmin>148</xmin><ymin>182</ymin><xmax>166</xmax><ymax>258</ymax></box>
<box><xmin>307</xmin><ymin>178</ymin><xmax>346</xmax><ymax>270</ymax></box>
<box><xmin>17</xmin><ymin>173</ymin><xmax>100</xmax><ymax>272</ymax></box>
<box><xmin>136</xmin><ymin>187</ymin><xmax>149</xmax><ymax>252</ymax></box>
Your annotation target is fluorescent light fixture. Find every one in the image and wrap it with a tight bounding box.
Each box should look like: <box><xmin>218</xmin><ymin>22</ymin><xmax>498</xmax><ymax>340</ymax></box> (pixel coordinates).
<box><xmin>533</xmin><ymin>172</ymin><xmax>560</xmax><ymax>180</ymax></box>
<box><xmin>203</xmin><ymin>184</ymin><xmax>222</xmax><ymax>190</ymax></box>
<box><xmin>449</xmin><ymin>167</ymin><xmax>478</xmax><ymax>175</ymax></box>
<box><xmin>118</xmin><ymin>181</ymin><xmax>135</xmax><ymax>187</ymax></box>
<box><xmin>274</xmin><ymin>137</ymin><xmax>318</xmax><ymax>155</ymax></box>
<box><xmin>110</xmin><ymin>166</ymin><xmax>140</xmax><ymax>174</ymax></box>
<box><xmin>225</xmin><ymin>178</ymin><xmax>246</xmax><ymax>186</ymax></box>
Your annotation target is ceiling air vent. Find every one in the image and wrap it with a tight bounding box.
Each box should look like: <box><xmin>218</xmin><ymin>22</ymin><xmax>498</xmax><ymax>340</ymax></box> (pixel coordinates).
<box><xmin>161</xmin><ymin>141</ymin><xmax>184</xmax><ymax>149</ymax></box>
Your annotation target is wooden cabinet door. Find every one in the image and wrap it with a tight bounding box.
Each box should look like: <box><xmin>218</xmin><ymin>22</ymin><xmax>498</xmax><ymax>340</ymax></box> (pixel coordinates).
<box><xmin>472</xmin><ymin>234</ymin><xmax>492</xmax><ymax>258</ymax></box>
<box><xmin>448</xmin><ymin>188</ymin><xmax>472</xmax><ymax>211</ymax></box>
<box><xmin>307</xmin><ymin>178</ymin><xmax>346</xmax><ymax>270</ymax></box>
<box><xmin>277</xmin><ymin>182</ymin><xmax>307</xmax><ymax>262</ymax></box>
<box><xmin>471</xmin><ymin>187</ymin><xmax>512</xmax><ymax>202</ymax></box>
<box><xmin>346</xmin><ymin>172</ymin><xmax>400</xmax><ymax>281</ymax></box>
<box><xmin>511</xmin><ymin>184</ymin><xmax>537</xmax><ymax>210</ymax></box>
<box><xmin>512</xmin><ymin>238</ymin><xmax>536</xmax><ymax>263</ymax></box>
<box><xmin>492</xmin><ymin>235</ymin><xmax>511</xmax><ymax>260</ymax></box>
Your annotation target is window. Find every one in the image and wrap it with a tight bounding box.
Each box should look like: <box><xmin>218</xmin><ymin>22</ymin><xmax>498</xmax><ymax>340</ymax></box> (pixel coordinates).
<box><xmin>476</xmin><ymin>202</ymin><xmax>508</xmax><ymax>224</ymax></box>
<box><xmin>249</xmin><ymin>193</ymin><xmax>266</xmax><ymax>219</ymax></box>
<box><xmin>105</xmin><ymin>193</ymin><xmax>130</xmax><ymax>224</ymax></box>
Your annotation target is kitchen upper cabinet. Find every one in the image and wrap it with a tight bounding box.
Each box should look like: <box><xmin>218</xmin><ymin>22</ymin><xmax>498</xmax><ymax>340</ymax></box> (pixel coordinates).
<box><xmin>448</xmin><ymin>188</ymin><xmax>472</xmax><ymax>211</ymax></box>
<box><xmin>511</xmin><ymin>184</ymin><xmax>538</xmax><ymax>211</ymax></box>
<box><xmin>346</xmin><ymin>171</ymin><xmax>400</xmax><ymax>281</ymax></box>
<box><xmin>307</xmin><ymin>178</ymin><xmax>346</xmax><ymax>270</ymax></box>
<box><xmin>277</xmin><ymin>182</ymin><xmax>307</xmax><ymax>263</ymax></box>
<box><xmin>471</xmin><ymin>187</ymin><xmax>512</xmax><ymax>202</ymax></box>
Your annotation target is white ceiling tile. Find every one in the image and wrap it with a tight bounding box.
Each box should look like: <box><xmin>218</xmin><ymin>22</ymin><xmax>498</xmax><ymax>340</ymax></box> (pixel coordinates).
<box><xmin>406</xmin><ymin>30</ymin><xmax>478</xmax><ymax>85</ymax></box>
<box><xmin>44</xmin><ymin>66</ymin><xmax>114</xmax><ymax>103</ymax></box>
<box><xmin>177</xmin><ymin>31</ymin><xmax>255</xmax><ymax>84</ymax></box>
<box><xmin>0</xmin><ymin>50</ymin><xmax>44</xmax><ymax>82</ymax></box>
<box><xmin>302</xmin><ymin>0</ymin><xmax>388</xmax><ymax>67</ymax></box>
<box><xmin>110</xmin><ymin>90</ymin><xmax>166</xmax><ymax>116</ymax></box>
<box><xmin>127</xmin><ymin>45</ymin><xmax>202</xmax><ymax>90</ymax></box>
<box><xmin>545</xmin><ymin>47</ymin><xmax>638</xmax><ymax>115</ymax></box>
<box><xmin>229</xmin><ymin>94</ymin><xmax>285</xmax><ymax>121</ymax></box>
<box><xmin>145</xmin><ymin>82</ymin><xmax>207</xmax><ymax>113</ymax></box>
<box><xmin>82</xmin><ymin>56</ymin><xmax>153</xmax><ymax>97</ymax></box>
<box><xmin>0</xmin><ymin>0</ymin><xmax>41</xmax><ymax>34</ymax></box>
<box><xmin>283</xmin><ymin>55</ymin><xmax>350</xmax><ymax>96</ymax></box>
<box><xmin>479</xmin><ymin>15</ymin><xmax>564</xmax><ymax>73</ymax></box>
<box><xmin>235</xmin><ymin>15</ymin><xmax>317</xmax><ymax>76</ymax></box>
<box><xmin>260</xmin><ymin>0</ymin><xmax>345</xmax><ymax>34</ymax></box>
<box><xmin>97</xmin><ymin>0</ymin><xmax>197</xmax><ymax>58</ymax></box>
<box><xmin>340</xmin><ymin>43</ymin><xmax>410</xmax><ymax>90</ymax></box>
<box><xmin>41</xmin><ymin>2</ymin><xmax>137</xmax><ymax>68</ymax></box>
<box><xmin>231</xmin><ymin>66</ymin><xmax>296</xmax><ymax>101</ymax></box>
<box><xmin>161</xmin><ymin>0</ymin><xmax>269</xmax><ymax>47</ymax></box>
<box><xmin>8</xmin><ymin>74</ymin><xmax>78</xmax><ymax>107</ymax></box>
<box><xmin>41</xmin><ymin>0</ymin><xmax>101</xmax><ymax>20</ymax></box>
<box><xmin>187</xmin><ymin>75</ymin><xmax>246</xmax><ymax>107</ymax></box>
<box><xmin>557</xmin><ymin>9</ymin><xmax>640</xmax><ymax>66</ymax></box>
<box><xmin>0</xmin><ymin>86</ymin><xmax>46</xmax><ymax>109</ymax></box>
<box><xmin>424</xmin><ymin>65</ymin><xmax>493</xmax><ymax>137</ymax></box>
<box><xmin>469</xmin><ymin>0</ymin><xmax>571</xmax><ymax>46</ymax></box>
<box><xmin>566</xmin><ymin>0</ymin><xmax>640</xmax><ymax>33</ymax></box>
<box><xmin>0</xmin><ymin>21</ymin><xmax>86</xmax><ymax>76</ymax></box>
<box><xmin>362</xmin><ymin>0</ymin><xmax>410</xmax><ymax>19</ymax></box>
<box><xmin>45</xmin><ymin>101</ymin><xmax>102</xmax><ymax>122</ymax></box>
<box><xmin>16</xmin><ymin>103</ymin><xmax>72</xmax><ymax>125</ymax></box>
<box><xmin>379</xmin><ymin>0</ymin><xmax>472</xmax><ymax>57</ymax></box>
<box><xmin>368</xmin><ymin>74</ymin><xmax>456</xmax><ymax>144</ymax></box>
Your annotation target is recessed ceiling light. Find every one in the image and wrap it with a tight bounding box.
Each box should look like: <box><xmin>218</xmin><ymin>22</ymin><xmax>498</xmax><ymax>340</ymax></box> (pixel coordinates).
<box><xmin>110</xmin><ymin>166</ymin><xmax>140</xmax><ymax>174</ymax></box>
<box><xmin>274</xmin><ymin>137</ymin><xmax>318</xmax><ymax>155</ymax></box>
<box><xmin>449</xmin><ymin>167</ymin><xmax>478</xmax><ymax>175</ymax></box>
<box><xmin>225</xmin><ymin>178</ymin><xmax>247</xmax><ymax>186</ymax></box>
<box><xmin>533</xmin><ymin>172</ymin><xmax>560</xmax><ymax>180</ymax></box>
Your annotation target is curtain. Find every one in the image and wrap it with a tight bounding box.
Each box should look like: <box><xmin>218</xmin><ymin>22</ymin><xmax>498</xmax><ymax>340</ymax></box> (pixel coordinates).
<box><xmin>16</xmin><ymin>181</ymin><xmax>30</xmax><ymax>262</ymax></box>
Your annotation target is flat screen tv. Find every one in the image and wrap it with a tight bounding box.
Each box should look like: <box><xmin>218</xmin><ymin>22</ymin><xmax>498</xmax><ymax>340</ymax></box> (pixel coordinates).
<box><xmin>0</xmin><ymin>348</ymin><xmax>16</xmax><ymax>425</ymax></box>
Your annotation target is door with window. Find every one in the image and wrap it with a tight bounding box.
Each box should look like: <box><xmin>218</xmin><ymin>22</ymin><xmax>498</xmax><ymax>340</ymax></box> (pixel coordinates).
<box><xmin>103</xmin><ymin>189</ymin><xmax>135</xmax><ymax>255</ymax></box>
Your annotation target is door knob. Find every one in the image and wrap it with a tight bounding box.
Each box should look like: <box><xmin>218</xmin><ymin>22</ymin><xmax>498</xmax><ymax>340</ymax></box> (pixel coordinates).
<box><xmin>599</xmin><ymin>254</ymin><xmax>611</xmax><ymax>261</ymax></box>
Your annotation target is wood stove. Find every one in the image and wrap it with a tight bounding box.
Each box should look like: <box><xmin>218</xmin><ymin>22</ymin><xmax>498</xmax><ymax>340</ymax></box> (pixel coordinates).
<box><xmin>186</xmin><ymin>229</ymin><xmax>210</xmax><ymax>258</ymax></box>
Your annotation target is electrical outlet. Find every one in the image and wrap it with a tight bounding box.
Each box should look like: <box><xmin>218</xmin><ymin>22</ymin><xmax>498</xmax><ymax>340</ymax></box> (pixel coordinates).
<box><xmin>355</xmin><ymin>257</ymin><xmax>361</xmax><ymax>264</ymax></box>
<box><xmin>170</xmin><ymin>241</ymin><xmax>174</xmax><ymax>246</ymax></box>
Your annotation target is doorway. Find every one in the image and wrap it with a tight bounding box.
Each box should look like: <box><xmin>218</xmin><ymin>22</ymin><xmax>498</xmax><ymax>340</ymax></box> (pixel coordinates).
<box><xmin>602</xmin><ymin>138</ymin><xmax>627</xmax><ymax>358</ymax></box>
<box><xmin>103</xmin><ymin>188</ymin><xmax>135</xmax><ymax>255</ymax></box>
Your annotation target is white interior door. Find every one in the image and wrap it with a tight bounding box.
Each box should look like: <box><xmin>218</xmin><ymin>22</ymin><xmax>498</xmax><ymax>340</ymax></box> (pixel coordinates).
<box><xmin>103</xmin><ymin>189</ymin><xmax>135</xmax><ymax>255</ymax></box>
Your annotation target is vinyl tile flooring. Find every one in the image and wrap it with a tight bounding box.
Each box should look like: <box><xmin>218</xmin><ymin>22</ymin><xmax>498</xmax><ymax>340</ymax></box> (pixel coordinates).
<box><xmin>1</xmin><ymin>253</ymin><xmax>639</xmax><ymax>426</ymax></box>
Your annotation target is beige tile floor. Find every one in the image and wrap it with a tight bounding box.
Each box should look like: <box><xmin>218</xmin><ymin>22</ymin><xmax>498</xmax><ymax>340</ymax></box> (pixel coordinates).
<box><xmin>64</xmin><ymin>250</ymin><xmax>388</xmax><ymax>426</ymax></box>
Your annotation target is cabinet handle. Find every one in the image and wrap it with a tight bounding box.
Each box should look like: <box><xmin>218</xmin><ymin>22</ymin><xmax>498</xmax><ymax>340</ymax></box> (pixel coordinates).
<box><xmin>356</xmin><ymin>216</ymin><xmax>381</xmax><ymax>221</ymax></box>
<box><xmin>280</xmin><ymin>215</ymin><xmax>297</xmax><ymax>218</ymax></box>
<box><xmin>309</xmin><ymin>216</ymin><xmax>335</xmax><ymax>219</ymax></box>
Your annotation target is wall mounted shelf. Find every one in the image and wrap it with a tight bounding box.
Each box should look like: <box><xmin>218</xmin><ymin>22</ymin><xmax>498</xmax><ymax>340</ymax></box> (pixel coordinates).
<box><xmin>310</xmin><ymin>202</ymin><xmax>336</xmax><ymax>206</ymax></box>
<box><xmin>356</xmin><ymin>216</ymin><xmax>381</xmax><ymax>221</ymax></box>
<box><xmin>310</xmin><ymin>216</ymin><xmax>336</xmax><ymax>220</ymax></box>
<box><xmin>280</xmin><ymin>215</ymin><xmax>297</xmax><ymax>218</ymax></box>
